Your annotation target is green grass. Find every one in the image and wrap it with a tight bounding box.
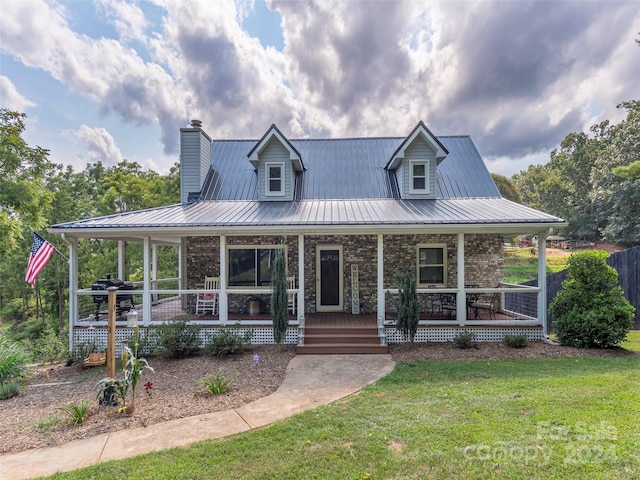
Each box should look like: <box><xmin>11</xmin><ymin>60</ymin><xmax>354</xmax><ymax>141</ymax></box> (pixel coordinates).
<box><xmin>504</xmin><ymin>247</ymin><xmax>570</xmax><ymax>284</ymax></box>
<box><xmin>48</xmin><ymin>355</ymin><xmax>640</xmax><ymax>480</ymax></box>
<box><xmin>621</xmin><ymin>330</ymin><xmax>640</xmax><ymax>352</ymax></box>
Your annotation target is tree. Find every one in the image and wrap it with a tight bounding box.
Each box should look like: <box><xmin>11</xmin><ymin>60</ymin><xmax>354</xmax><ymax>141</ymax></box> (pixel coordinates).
<box><xmin>613</xmin><ymin>160</ymin><xmax>640</xmax><ymax>180</ymax></box>
<box><xmin>549</xmin><ymin>250</ymin><xmax>635</xmax><ymax>348</ymax></box>
<box><xmin>0</xmin><ymin>109</ymin><xmax>56</xmax><ymax>251</ymax></box>
<box><xmin>491</xmin><ymin>173</ymin><xmax>522</xmax><ymax>203</ymax></box>
<box><xmin>270</xmin><ymin>247</ymin><xmax>289</xmax><ymax>344</ymax></box>
<box><xmin>390</xmin><ymin>269</ymin><xmax>420</xmax><ymax>344</ymax></box>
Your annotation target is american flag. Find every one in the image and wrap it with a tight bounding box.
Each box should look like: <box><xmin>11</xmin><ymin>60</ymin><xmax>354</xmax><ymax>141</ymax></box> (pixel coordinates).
<box><xmin>25</xmin><ymin>232</ymin><xmax>56</xmax><ymax>288</ymax></box>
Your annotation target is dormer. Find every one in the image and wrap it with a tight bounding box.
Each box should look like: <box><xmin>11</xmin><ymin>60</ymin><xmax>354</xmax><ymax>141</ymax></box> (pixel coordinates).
<box><xmin>247</xmin><ymin>124</ymin><xmax>304</xmax><ymax>201</ymax></box>
<box><xmin>386</xmin><ymin>121</ymin><xmax>448</xmax><ymax>199</ymax></box>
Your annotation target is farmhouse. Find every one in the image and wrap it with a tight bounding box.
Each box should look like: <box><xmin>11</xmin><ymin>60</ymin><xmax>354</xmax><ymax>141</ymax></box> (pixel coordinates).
<box><xmin>51</xmin><ymin>120</ymin><xmax>566</xmax><ymax>353</ymax></box>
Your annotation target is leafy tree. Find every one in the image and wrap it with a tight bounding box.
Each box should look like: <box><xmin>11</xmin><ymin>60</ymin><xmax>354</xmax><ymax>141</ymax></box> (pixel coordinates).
<box><xmin>270</xmin><ymin>247</ymin><xmax>289</xmax><ymax>344</ymax></box>
<box><xmin>549</xmin><ymin>250</ymin><xmax>634</xmax><ymax>348</ymax></box>
<box><xmin>613</xmin><ymin>160</ymin><xmax>640</xmax><ymax>179</ymax></box>
<box><xmin>491</xmin><ymin>173</ymin><xmax>522</xmax><ymax>203</ymax></box>
<box><xmin>0</xmin><ymin>109</ymin><xmax>56</xmax><ymax>251</ymax></box>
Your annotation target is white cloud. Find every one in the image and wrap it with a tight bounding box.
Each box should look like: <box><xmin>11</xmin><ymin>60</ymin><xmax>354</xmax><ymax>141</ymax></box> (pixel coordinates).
<box><xmin>96</xmin><ymin>0</ymin><xmax>149</xmax><ymax>43</ymax></box>
<box><xmin>76</xmin><ymin>125</ymin><xmax>123</xmax><ymax>166</ymax></box>
<box><xmin>0</xmin><ymin>75</ymin><xmax>36</xmax><ymax>111</ymax></box>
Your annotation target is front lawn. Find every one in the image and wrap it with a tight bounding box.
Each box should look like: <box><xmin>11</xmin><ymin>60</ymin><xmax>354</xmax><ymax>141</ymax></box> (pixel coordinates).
<box><xmin>49</xmin><ymin>354</ymin><xmax>640</xmax><ymax>479</ymax></box>
<box><xmin>504</xmin><ymin>247</ymin><xmax>570</xmax><ymax>284</ymax></box>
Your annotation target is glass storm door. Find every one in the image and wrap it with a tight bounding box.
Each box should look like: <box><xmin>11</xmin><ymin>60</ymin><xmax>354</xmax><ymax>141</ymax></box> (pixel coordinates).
<box><xmin>316</xmin><ymin>246</ymin><xmax>343</xmax><ymax>312</ymax></box>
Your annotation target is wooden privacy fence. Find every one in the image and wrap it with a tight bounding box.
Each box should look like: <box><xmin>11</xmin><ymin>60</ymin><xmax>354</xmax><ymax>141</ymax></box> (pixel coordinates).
<box><xmin>504</xmin><ymin>246</ymin><xmax>640</xmax><ymax>331</ymax></box>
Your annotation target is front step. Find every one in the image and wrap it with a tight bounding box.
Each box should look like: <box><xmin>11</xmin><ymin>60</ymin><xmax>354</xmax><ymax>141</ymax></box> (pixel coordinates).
<box><xmin>297</xmin><ymin>323</ymin><xmax>387</xmax><ymax>354</ymax></box>
<box><xmin>296</xmin><ymin>344</ymin><xmax>388</xmax><ymax>354</ymax></box>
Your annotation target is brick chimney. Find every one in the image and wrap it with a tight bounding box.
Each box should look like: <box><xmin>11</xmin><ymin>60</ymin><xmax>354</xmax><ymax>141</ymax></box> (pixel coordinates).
<box><xmin>180</xmin><ymin>119</ymin><xmax>212</xmax><ymax>203</ymax></box>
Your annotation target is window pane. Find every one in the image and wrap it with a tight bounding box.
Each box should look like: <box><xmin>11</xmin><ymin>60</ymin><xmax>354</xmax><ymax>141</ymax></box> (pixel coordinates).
<box><xmin>413</xmin><ymin>177</ymin><xmax>426</xmax><ymax>190</ymax></box>
<box><xmin>269</xmin><ymin>165</ymin><xmax>281</xmax><ymax>179</ymax></box>
<box><xmin>258</xmin><ymin>249</ymin><xmax>276</xmax><ymax>286</ymax></box>
<box><xmin>413</xmin><ymin>164</ymin><xmax>425</xmax><ymax>176</ymax></box>
<box><xmin>419</xmin><ymin>248</ymin><xmax>443</xmax><ymax>264</ymax></box>
<box><xmin>269</xmin><ymin>179</ymin><xmax>281</xmax><ymax>192</ymax></box>
<box><xmin>420</xmin><ymin>266</ymin><xmax>444</xmax><ymax>284</ymax></box>
<box><xmin>228</xmin><ymin>249</ymin><xmax>255</xmax><ymax>286</ymax></box>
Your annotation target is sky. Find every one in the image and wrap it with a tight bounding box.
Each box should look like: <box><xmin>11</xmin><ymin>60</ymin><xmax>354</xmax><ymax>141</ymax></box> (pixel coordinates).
<box><xmin>1</xmin><ymin>0</ymin><xmax>639</xmax><ymax>177</ymax></box>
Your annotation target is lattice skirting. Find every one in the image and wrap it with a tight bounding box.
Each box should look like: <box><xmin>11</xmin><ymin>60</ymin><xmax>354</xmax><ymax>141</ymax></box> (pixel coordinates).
<box><xmin>73</xmin><ymin>326</ymin><xmax>298</xmax><ymax>356</ymax></box>
<box><xmin>384</xmin><ymin>326</ymin><xmax>544</xmax><ymax>344</ymax></box>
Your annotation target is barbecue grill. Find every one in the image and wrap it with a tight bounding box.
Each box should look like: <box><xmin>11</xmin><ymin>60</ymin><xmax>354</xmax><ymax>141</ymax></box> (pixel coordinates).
<box><xmin>91</xmin><ymin>276</ymin><xmax>137</xmax><ymax>321</ymax></box>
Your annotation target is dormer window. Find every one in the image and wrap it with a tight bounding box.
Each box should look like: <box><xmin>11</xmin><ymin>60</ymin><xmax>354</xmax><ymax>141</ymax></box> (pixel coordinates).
<box><xmin>410</xmin><ymin>160</ymin><xmax>430</xmax><ymax>194</ymax></box>
<box><xmin>266</xmin><ymin>162</ymin><xmax>284</xmax><ymax>196</ymax></box>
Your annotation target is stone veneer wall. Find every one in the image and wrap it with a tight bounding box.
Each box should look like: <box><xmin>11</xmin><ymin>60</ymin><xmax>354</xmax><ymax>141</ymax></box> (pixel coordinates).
<box><xmin>303</xmin><ymin>235</ymin><xmax>377</xmax><ymax>314</ymax></box>
<box><xmin>185</xmin><ymin>235</ymin><xmax>298</xmax><ymax>313</ymax></box>
<box><xmin>184</xmin><ymin>233</ymin><xmax>502</xmax><ymax>316</ymax></box>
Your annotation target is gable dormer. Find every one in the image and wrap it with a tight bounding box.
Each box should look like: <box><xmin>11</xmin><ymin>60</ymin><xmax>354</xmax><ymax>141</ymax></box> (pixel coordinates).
<box><xmin>247</xmin><ymin>124</ymin><xmax>304</xmax><ymax>201</ymax></box>
<box><xmin>386</xmin><ymin>121</ymin><xmax>448</xmax><ymax>199</ymax></box>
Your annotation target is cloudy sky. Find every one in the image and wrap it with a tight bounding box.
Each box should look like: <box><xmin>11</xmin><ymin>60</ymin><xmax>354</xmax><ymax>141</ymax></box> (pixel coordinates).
<box><xmin>1</xmin><ymin>0</ymin><xmax>639</xmax><ymax>176</ymax></box>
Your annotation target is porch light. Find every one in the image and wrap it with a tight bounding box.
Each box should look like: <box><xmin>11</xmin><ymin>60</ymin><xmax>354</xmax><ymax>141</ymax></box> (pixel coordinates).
<box><xmin>127</xmin><ymin>309</ymin><xmax>139</xmax><ymax>327</ymax></box>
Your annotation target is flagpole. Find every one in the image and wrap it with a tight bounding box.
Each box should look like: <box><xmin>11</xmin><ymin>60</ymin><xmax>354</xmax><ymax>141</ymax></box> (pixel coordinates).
<box><xmin>29</xmin><ymin>227</ymin><xmax>69</xmax><ymax>261</ymax></box>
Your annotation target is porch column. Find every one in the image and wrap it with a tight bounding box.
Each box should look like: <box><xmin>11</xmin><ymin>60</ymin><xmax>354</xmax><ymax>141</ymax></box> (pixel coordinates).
<box><xmin>377</xmin><ymin>234</ymin><xmax>385</xmax><ymax>325</ymax></box>
<box><xmin>143</xmin><ymin>236</ymin><xmax>151</xmax><ymax>326</ymax></box>
<box><xmin>118</xmin><ymin>241</ymin><xmax>125</xmax><ymax>280</ymax></box>
<box><xmin>219</xmin><ymin>235</ymin><xmax>228</xmax><ymax>325</ymax></box>
<box><xmin>68</xmin><ymin>236</ymin><xmax>78</xmax><ymax>353</ymax></box>
<box><xmin>178</xmin><ymin>241</ymin><xmax>183</xmax><ymax>290</ymax></box>
<box><xmin>457</xmin><ymin>233</ymin><xmax>465</xmax><ymax>326</ymax></box>
<box><xmin>538</xmin><ymin>232</ymin><xmax>549</xmax><ymax>337</ymax></box>
<box><xmin>297</xmin><ymin>234</ymin><xmax>304</xmax><ymax>319</ymax></box>
<box><xmin>152</xmin><ymin>243</ymin><xmax>158</xmax><ymax>304</ymax></box>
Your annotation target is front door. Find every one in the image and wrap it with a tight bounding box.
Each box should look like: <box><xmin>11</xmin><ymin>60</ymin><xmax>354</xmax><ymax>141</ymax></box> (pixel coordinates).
<box><xmin>316</xmin><ymin>245</ymin><xmax>343</xmax><ymax>312</ymax></box>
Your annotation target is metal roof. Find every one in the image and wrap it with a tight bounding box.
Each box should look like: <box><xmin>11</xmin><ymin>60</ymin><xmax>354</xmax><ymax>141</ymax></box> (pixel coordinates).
<box><xmin>51</xmin><ymin>198</ymin><xmax>564</xmax><ymax>233</ymax></box>
<box><xmin>198</xmin><ymin>135</ymin><xmax>500</xmax><ymax>201</ymax></box>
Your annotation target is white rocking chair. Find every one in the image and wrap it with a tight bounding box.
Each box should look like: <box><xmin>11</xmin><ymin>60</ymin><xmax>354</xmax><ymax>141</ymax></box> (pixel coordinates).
<box><xmin>287</xmin><ymin>276</ymin><xmax>296</xmax><ymax>315</ymax></box>
<box><xmin>195</xmin><ymin>276</ymin><xmax>219</xmax><ymax>315</ymax></box>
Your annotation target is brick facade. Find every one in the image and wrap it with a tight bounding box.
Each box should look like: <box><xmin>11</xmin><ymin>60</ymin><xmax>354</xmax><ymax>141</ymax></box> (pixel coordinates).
<box><xmin>185</xmin><ymin>233</ymin><xmax>503</xmax><ymax>316</ymax></box>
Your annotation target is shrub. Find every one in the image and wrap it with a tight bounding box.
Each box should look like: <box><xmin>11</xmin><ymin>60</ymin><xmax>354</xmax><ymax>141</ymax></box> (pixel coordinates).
<box><xmin>154</xmin><ymin>320</ymin><xmax>201</xmax><ymax>358</ymax></box>
<box><xmin>270</xmin><ymin>247</ymin><xmax>289</xmax><ymax>344</ymax></box>
<box><xmin>60</xmin><ymin>400</ymin><xmax>90</xmax><ymax>426</ymax></box>
<box><xmin>205</xmin><ymin>325</ymin><xmax>254</xmax><ymax>356</ymax></box>
<box><xmin>0</xmin><ymin>338</ymin><xmax>28</xmax><ymax>388</ymax></box>
<box><xmin>453</xmin><ymin>330</ymin><xmax>475</xmax><ymax>349</ymax></box>
<box><xmin>549</xmin><ymin>250</ymin><xmax>635</xmax><ymax>348</ymax></box>
<box><xmin>0</xmin><ymin>381</ymin><xmax>21</xmax><ymax>400</ymax></box>
<box><xmin>31</xmin><ymin>325</ymin><xmax>68</xmax><ymax>363</ymax></box>
<box><xmin>199</xmin><ymin>369</ymin><xmax>236</xmax><ymax>395</ymax></box>
<box><xmin>389</xmin><ymin>269</ymin><xmax>420</xmax><ymax>344</ymax></box>
<box><xmin>503</xmin><ymin>334</ymin><xmax>528</xmax><ymax>348</ymax></box>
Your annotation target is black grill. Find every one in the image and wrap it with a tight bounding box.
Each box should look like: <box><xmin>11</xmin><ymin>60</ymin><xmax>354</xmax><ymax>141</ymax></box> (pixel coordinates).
<box><xmin>91</xmin><ymin>276</ymin><xmax>137</xmax><ymax>321</ymax></box>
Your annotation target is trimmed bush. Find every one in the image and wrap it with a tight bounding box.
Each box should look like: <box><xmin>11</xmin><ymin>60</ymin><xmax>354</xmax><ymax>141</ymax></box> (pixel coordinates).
<box><xmin>205</xmin><ymin>326</ymin><xmax>253</xmax><ymax>356</ymax></box>
<box><xmin>503</xmin><ymin>334</ymin><xmax>527</xmax><ymax>349</ymax></box>
<box><xmin>549</xmin><ymin>250</ymin><xmax>635</xmax><ymax>348</ymax></box>
<box><xmin>154</xmin><ymin>320</ymin><xmax>201</xmax><ymax>358</ymax></box>
<box><xmin>453</xmin><ymin>330</ymin><xmax>475</xmax><ymax>349</ymax></box>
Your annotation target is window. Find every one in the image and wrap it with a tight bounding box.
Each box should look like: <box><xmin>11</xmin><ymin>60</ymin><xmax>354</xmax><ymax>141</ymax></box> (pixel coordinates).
<box><xmin>409</xmin><ymin>160</ymin><xmax>430</xmax><ymax>194</ymax></box>
<box><xmin>266</xmin><ymin>162</ymin><xmax>284</xmax><ymax>196</ymax></box>
<box><xmin>417</xmin><ymin>245</ymin><xmax>446</xmax><ymax>285</ymax></box>
<box><xmin>228</xmin><ymin>247</ymin><xmax>283</xmax><ymax>286</ymax></box>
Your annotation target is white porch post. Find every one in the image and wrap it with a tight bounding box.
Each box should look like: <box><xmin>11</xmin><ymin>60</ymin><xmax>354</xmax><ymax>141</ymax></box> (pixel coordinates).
<box><xmin>297</xmin><ymin>234</ymin><xmax>304</xmax><ymax>319</ymax></box>
<box><xmin>142</xmin><ymin>236</ymin><xmax>152</xmax><ymax>326</ymax></box>
<box><xmin>219</xmin><ymin>235</ymin><xmax>228</xmax><ymax>325</ymax></box>
<box><xmin>457</xmin><ymin>233</ymin><xmax>466</xmax><ymax>326</ymax></box>
<box><xmin>538</xmin><ymin>232</ymin><xmax>549</xmax><ymax>337</ymax></box>
<box><xmin>377</xmin><ymin>234</ymin><xmax>385</xmax><ymax>335</ymax></box>
<box><xmin>151</xmin><ymin>243</ymin><xmax>158</xmax><ymax>304</ymax></box>
<box><xmin>118</xmin><ymin>241</ymin><xmax>125</xmax><ymax>280</ymax></box>
<box><xmin>178</xmin><ymin>241</ymin><xmax>183</xmax><ymax>291</ymax></box>
<box><xmin>68</xmin><ymin>236</ymin><xmax>78</xmax><ymax>353</ymax></box>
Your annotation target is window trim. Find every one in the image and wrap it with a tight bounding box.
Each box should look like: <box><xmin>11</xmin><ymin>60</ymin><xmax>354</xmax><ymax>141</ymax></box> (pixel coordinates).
<box><xmin>227</xmin><ymin>244</ymin><xmax>286</xmax><ymax>288</ymax></box>
<box><xmin>409</xmin><ymin>159</ymin><xmax>430</xmax><ymax>194</ymax></box>
<box><xmin>416</xmin><ymin>243</ymin><xmax>447</xmax><ymax>287</ymax></box>
<box><xmin>265</xmin><ymin>162</ymin><xmax>285</xmax><ymax>196</ymax></box>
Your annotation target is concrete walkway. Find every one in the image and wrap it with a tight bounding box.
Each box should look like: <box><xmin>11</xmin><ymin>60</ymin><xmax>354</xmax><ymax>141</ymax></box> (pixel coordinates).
<box><xmin>0</xmin><ymin>354</ymin><xmax>395</xmax><ymax>480</ymax></box>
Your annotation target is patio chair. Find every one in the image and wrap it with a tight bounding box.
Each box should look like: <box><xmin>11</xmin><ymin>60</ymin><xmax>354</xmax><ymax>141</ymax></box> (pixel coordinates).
<box><xmin>440</xmin><ymin>294</ymin><xmax>456</xmax><ymax>318</ymax></box>
<box><xmin>469</xmin><ymin>292</ymin><xmax>499</xmax><ymax>319</ymax></box>
<box><xmin>287</xmin><ymin>276</ymin><xmax>296</xmax><ymax>315</ymax></box>
<box><xmin>195</xmin><ymin>276</ymin><xmax>219</xmax><ymax>315</ymax></box>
